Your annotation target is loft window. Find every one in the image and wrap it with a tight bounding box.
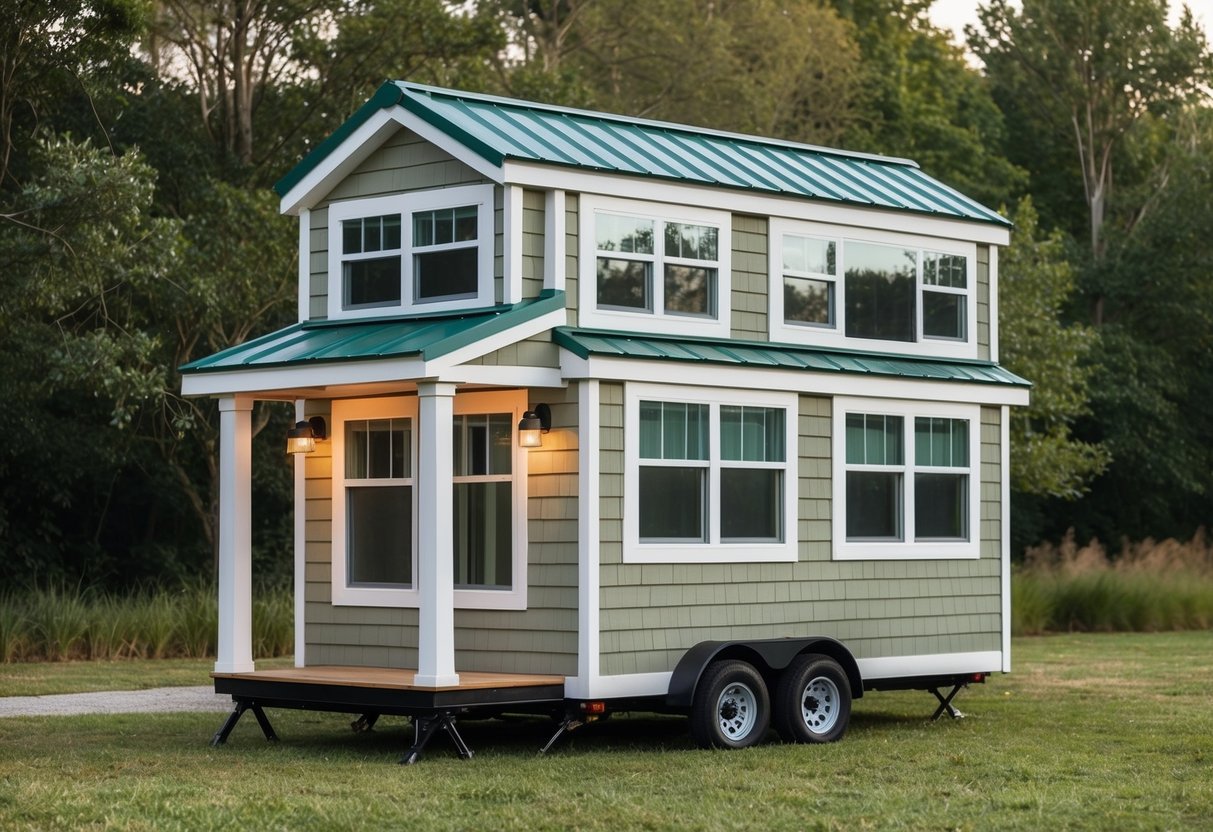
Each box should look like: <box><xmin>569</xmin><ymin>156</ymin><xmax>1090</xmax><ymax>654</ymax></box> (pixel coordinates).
<box><xmin>327</xmin><ymin>184</ymin><xmax>494</xmax><ymax>320</ymax></box>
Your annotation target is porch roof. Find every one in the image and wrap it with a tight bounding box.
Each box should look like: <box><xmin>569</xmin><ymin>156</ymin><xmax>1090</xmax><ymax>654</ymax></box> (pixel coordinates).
<box><xmin>180</xmin><ymin>291</ymin><xmax>565</xmax><ymax>375</ymax></box>
<box><xmin>553</xmin><ymin>327</ymin><xmax>1031</xmax><ymax>388</ymax></box>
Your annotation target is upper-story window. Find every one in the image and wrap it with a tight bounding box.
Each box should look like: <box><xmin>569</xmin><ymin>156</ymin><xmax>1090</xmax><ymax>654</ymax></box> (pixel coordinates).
<box><xmin>579</xmin><ymin>196</ymin><xmax>731</xmax><ymax>338</ymax></box>
<box><xmin>770</xmin><ymin>218</ymin><xmax>978</xmax><ymax>359</ymax></box>
<box><xmin>327</xmin><ymin>183</ymin><xmax>494</xmax><ymax>320</ymax></box>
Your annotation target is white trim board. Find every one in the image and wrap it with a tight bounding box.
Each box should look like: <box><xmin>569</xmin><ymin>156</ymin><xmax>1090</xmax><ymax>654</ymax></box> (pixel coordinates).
<box><xmin>558</xmin><ymin>352</ymin><xmax>1030</xmax><ymax>407</ymax></box>
<box><xmin>857</xmin><ymin>651</ymin><xmax>1003</xmax><ymax>680</ymax></box>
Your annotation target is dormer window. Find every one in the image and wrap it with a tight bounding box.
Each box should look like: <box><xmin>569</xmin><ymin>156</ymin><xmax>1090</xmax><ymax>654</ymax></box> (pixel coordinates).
<box><xmin>770</xmin><ymin>218</ymin><xmax>978</xmax><ymax>359</ymax></box>
<box><xmin>327</xmin><ymin>184</ymin><xmax>494</xmax><ymax>320</ymax></box>
<box><xmin>579</xmin><ymin>195</ymin><xmax>731</xmax><ymax>338</ymax></box>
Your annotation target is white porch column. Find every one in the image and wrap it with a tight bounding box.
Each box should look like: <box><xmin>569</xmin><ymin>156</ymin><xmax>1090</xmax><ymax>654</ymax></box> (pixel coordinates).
<box><xmin>215</xmin><ymin>395</ymin><xmax>255</xmax><ymax>674</ymax></box>
<box><xmin>415</xmin><ymin>381</ymin><xmax>460</xmax><ymax>687</ymax></box>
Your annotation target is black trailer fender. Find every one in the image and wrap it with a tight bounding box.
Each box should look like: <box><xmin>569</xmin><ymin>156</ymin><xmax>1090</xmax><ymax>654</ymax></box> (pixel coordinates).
<box><xmin>665</xmin><ymin>637</ymin><xmax>863</xmax><ymax>709</ymax></box>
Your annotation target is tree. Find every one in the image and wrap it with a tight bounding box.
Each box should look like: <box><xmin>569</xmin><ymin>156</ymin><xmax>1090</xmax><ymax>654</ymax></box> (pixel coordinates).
<box><xmin>971</xmin><ymin>0</ymin><xmax>1209</xmax><ymax>317</ymax></box>
<box><xmin>998</xmin><ymin>197</ymin><xmax>1108</xmax><ymax>501</ymax></box>
<box><xmin>830</xmin><ymin>0</ymin><xmax>1025</xmax><ymax>208</ymax></box>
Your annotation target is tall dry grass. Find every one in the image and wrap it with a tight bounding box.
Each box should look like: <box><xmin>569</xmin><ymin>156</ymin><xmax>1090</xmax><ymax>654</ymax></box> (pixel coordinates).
<box><xmin>1013</xmin><ymin>530</ymin><xmax>1213</xmax><ymax>635</ymax></box>
<box><xmin>0</xmin><ymin>582</ymin><xmax>293</xmax><ymax>663</ymax></box>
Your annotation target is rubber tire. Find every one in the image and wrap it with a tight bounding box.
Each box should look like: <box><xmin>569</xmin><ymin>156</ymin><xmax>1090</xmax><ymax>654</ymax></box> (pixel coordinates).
<box><xmin>774</xmin><ymin>654</ymin><xmax>851</xmax><ymax>743</ymax></box>
<box><xmin>689</xmin><ymin>660</ymin><xmax>771</xmax><ymax>749</ymax></box>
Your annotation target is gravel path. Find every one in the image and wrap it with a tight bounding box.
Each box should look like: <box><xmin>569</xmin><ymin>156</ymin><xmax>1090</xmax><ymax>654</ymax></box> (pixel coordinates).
<box><xmin>0</xmin><ymin>686</ymin><xmax>233</xmax><ymax>717</ymax></box>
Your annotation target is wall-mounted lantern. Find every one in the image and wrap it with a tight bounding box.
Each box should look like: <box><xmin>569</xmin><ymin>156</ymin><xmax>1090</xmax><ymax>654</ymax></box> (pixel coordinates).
<box><xmin>286</xmin><ymin>416</ymin><xmax>327</xmax><ymax>455</ymax></box>
<box><xmin>517</xmin><ymin>403</ymin><xmax>551</xmax><ymax>449</ymax></box>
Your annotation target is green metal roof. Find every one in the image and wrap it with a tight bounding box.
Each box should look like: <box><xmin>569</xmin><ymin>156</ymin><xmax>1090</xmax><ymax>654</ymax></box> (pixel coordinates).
<box><xmin>180</xmin><ymin>292</ymin><xmax>564</xmax><ymax>374</ymax></box>
<box><xmin>554</xmin><ymin>327</ymin><xmax>1031</xmax><ymax>387</ymax></box>
<box><xmin>277</xmin><ymin>82</ymin><xmax>1009</xmax><ymax>228</ymax></box>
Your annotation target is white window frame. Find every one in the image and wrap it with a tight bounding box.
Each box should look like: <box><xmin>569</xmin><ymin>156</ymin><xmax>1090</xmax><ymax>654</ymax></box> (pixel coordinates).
<box><xmin>769</xmin><ymin>218</ymin><xmax>978</xmax><ymax>359</ymax></box>
<box><xmin>332</xmin><ymin>396</ymin><xmax>421</xmax><ymax>607</ymax></box>
<box><xmin>579</xmin><ymin>195</ymin><xmax>731</xmax><ymax>338</ymax></box>
<box><xmin>450</xmin><ymin>389</ymin><xmax>530</xmax><ymax>611</ymax></box>
<box><xmin>624</xmin><ymin>383</ymin><xmax>798</xmax><ymax>563</ymax></box>
<box><xmin>832</xmin><ymin>396</ymin><xmax>981</xmax><ymax>560</ymax></box>
<box><xmin>330</xmin><ymin>390</ymin><xmax>529</xmax><ymax>609</ymax></box>
<box><xmin>327</xmin><ymin>183</ymin><xmax>495</xmax><ymax>321</ymax></box>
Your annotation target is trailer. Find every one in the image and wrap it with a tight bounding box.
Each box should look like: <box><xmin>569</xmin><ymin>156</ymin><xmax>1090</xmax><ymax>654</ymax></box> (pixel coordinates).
<box><xmin>182</xmin><ymin>82</ymin><xmax>1029</xmax><ymax>763</ymax></box>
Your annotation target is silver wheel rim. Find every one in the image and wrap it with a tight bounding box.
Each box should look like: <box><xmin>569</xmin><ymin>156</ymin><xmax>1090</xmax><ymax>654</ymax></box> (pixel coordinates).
<box><xmin>801</xmin><ymin>675</ymin><xmax>840</xmax><ymax>735</ymax></box>
<box><xmin>717</xmin><ymin>681</ymin><xmax>758</xmax><ymax>741</ymax></box>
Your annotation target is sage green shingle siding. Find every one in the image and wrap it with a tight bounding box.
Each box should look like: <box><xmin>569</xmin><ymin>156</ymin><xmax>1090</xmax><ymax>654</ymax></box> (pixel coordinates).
<box><xmin>565</xmin><ymin>194</ymin><xmax>579</xmax><ymax>327</ymax></box>
<box><xmin>308</xmin><ymin>126</ymin><xmax>495</xmax><ymax>320</ymax></box>
<box><xmin>303</xmin><ymin>386</ymin><xmax>579</xmax><ymax>675</ymax></box>
<box><xmin>977</xmin><ymin>245</ymin><xmax>991</xmax><ymax>360</ymax></box>
<box><xmin>597</xmin><ymin>391</ymin><xmax>1003</xmax><ymax>676</ymax></box>
<box><xmin>523</xmin><ymin>189</ymin><xmax>545</xmax><ymax>299</ymax></box>
<box><xmin>731</xmin><ymin>215</ymin><xmax>768</xmax><ymax>340</ymax></box>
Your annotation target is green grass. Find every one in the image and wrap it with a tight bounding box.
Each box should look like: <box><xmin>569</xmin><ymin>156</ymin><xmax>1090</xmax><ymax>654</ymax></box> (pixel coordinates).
<box><xmin>1</xmin><ymin>632</ymin><xmax>1211</xmax><ymax>830</ymax></box>
<box><xmin>0</xmin><ymin>657</ymin><xmax>296</xmax><ymax>697</ymax></box>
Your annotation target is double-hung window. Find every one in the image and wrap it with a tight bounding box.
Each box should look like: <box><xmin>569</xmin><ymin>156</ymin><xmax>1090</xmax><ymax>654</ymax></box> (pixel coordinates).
<box><xmin>331</xmin><ymin>391</ymin><xmax>528</xmax><ymax>609</ymax></box>
<box><xmin>770</xmin><ymin>219</ymin><xmax>977</xmax><ymax>359</ymax></box>
<box><xmin>327</xmin><ymin>184</ymin><xmax>494</xmax><ymax>320</ymax></box>
<box><xmin>625</xmin><ymin>384</ymin><xmax>797</xmax><ymax>563</ymax></box>
<box><xmin>579</xmin><ymin>196</ymin><xmax>731</xmax><ymax>337</ymax></box>
<box><xmin>832</xmin><ymin>397</ymin><xmax>980</xmax><ymax>560</ymax></box>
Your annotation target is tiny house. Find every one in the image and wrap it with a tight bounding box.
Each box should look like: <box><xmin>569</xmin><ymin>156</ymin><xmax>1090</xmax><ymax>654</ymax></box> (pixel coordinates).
<box><xmin>182</xmin><ymin>82</ymin><xmax>1029</xmax><ymax>762</ymax></box>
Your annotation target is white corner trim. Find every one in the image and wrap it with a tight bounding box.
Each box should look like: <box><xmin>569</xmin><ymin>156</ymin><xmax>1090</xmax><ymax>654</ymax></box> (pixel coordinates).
<box><xmin>544</xmin><ymin>189</ymin><xmax>567</xmax><ymax>292</ymax></box>
<box><xmin>297</xmin><ymin>209</ymin><xmax>311</xmax><ymax>323</ymax></box>
<box><xmin>567</xmin><ymin>379</ymin><xmax>601</xmax><ymax>700</ymax></box>
<box><xmin>856</xmin><ymin>651</ymin><xmax>1003</xmax><ymax>680</ymax></box>
<box><xmin>294</xmin><ymin>400</ymin><xmax>306</xmax><ymax>668</ymax></box>
<box><xmin>988</xmin><ymin>245</ymin><xmax>1000</xmax><ymax>363</ymax></box>
<box><xmin>502</xmin><ymin>184</ymin><xmax>524</xmax><ymax>304</ymax></box>
<box><xmin>1001</xmin><ymin>404</ymin><xmax>1012</xmax><ymax>673</ymax></box>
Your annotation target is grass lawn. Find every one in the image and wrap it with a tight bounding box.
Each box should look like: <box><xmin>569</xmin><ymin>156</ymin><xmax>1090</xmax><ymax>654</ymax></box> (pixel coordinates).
<box><xmin>0</xmin><ymin>657</ymin><xmax>294</xmax><ymax>698</ymax></box>
<box><xmin>1</xmin><ymin>632</ymin><xmax>1211</xmax><ymax>830</ymax></box>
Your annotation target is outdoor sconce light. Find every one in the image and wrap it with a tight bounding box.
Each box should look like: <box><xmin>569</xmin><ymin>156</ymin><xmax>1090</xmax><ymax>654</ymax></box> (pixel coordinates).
<box><xmin>286</xmin><ymin>416</ymin><xmax>327</xmax><ymax>455</ymax></box>
<box><xmin>518</xmin><ymin>403</ymin><xmax>551</xmax><ymax>448</ymax></box>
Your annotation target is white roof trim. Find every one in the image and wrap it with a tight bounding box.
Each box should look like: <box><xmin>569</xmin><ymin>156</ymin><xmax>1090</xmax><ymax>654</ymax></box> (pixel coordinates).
<box><xmin>558</xmin><ymin>352</ymin><xmax>1030</xmax><ymax>407</ymax></box>
<box><xmin>278</xmin><ymin>107</ymin><xmax>505</xmax><ymax>216</ymax></box>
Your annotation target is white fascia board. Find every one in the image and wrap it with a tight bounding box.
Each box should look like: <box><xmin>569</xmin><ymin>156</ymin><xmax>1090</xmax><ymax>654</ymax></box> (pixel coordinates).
<box><xmin>561</xmin><ymin>354</ymin><xmax>1031</xmax><ymax>407</ymax></box>
<box><xmin>182</xmin><ymin>356</ymin><xmax>427</xmax><ymax>397</ymax></box>
<box><xmin>502</xmin><ymin>161</ymin><xmax>1012</xmax><ymax>247</ymax></box>
<box><xmin>857</xmin><ymin>651</ymin><xmax>1003</xmax><ymax>680</ymax></box>
<box><xmin>279</xmin><ymin>108</ymin><xmax>505</xmax><ymax>216</ymax></box>
<box><xmin>439</xmin><ymin>366</ymin><xmax>564</xmax><ymax>388</ymax></box>
<box><xmin>587</xmin><ymin>671</ymin><xmax>672</xmax><ymax>700</ymax></box>
<box><xmin>425</xmin><ymin>308</ymin><xmax>567</xmax><ymax>372</ymax></box>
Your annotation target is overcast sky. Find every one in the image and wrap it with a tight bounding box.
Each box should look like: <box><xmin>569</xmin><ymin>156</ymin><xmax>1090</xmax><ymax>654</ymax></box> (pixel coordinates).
<box><xmin>928</xmin><ymin>0</ymin><xmax>1213</xmax><ymax>46</ymax></box>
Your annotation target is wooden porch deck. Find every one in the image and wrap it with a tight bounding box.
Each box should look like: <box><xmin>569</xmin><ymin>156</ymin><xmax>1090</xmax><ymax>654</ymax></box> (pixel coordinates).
<box><xmin>211</xmin><ymin>665</ymin><xmax>567</xmax><ymax>718</ymax></box>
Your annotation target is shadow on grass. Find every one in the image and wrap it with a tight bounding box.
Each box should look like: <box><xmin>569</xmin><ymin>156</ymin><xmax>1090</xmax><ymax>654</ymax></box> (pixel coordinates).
<box><xmin>209</xmin><ymin>703</ymin><xmax>948</xmax><ymax>765</ymax></box>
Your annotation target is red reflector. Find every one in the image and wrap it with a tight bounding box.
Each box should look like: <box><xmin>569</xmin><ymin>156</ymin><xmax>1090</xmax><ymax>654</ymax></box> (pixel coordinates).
<box><xmin>971</xmin><ymin>673</ymin><xmax>986</xmax><ymax>683</ymax></box>
<box><xmin>581</xmin><ymin>701</ymin><xmax>607</xmax><ymax>714</ymax></box>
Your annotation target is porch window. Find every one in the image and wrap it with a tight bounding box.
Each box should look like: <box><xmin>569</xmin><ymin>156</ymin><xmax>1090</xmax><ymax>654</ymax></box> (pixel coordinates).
<box><xmin>452</xmin><ymin>413</ymin><xmax>514</xmax><ymax>589</ymax></box>
<box><xmin>344</xmin><ymin>417</ymin><xmax>413</xmax><ymax>586</ymax></box>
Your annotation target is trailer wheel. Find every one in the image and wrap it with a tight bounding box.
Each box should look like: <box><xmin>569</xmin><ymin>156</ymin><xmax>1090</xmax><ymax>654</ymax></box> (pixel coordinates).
<box><xmin>774</xmin><ymin>654</ymin><xmax>851</xmax><ymax>744</ymax></box>
<box><xmin>690</xmin><ymin>660</ymin><xmax>770</xmax><ymax>749</ymax></box>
